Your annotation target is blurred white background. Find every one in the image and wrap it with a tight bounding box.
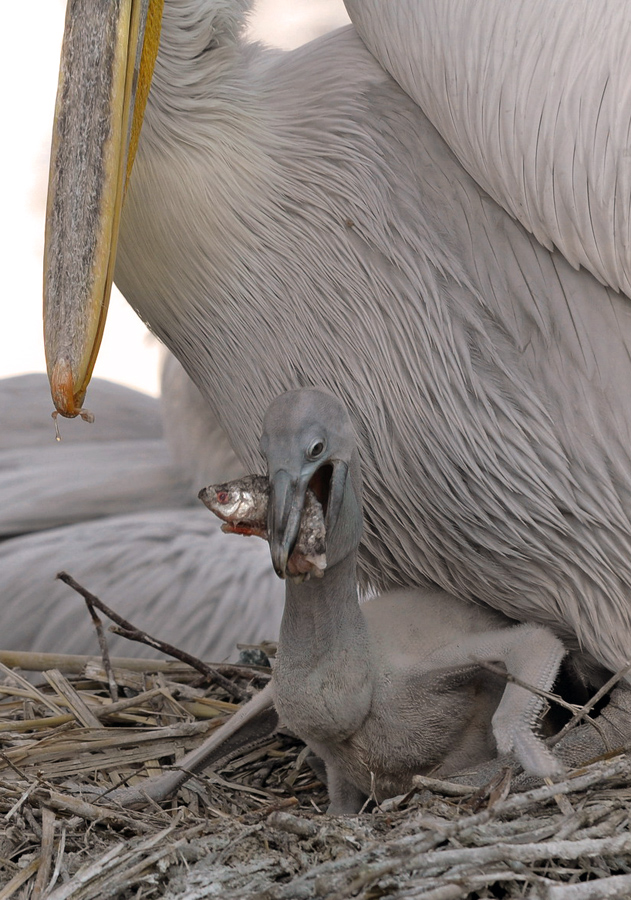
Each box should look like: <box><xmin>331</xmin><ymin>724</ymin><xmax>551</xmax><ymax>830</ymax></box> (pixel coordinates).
<box><xmin>0</xmin><ymin>0</ymin><xmax>349</xmax><ymax>398</ymax></box>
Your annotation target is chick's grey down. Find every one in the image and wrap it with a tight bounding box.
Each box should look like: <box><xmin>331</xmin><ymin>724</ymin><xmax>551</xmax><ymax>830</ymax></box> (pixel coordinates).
<box><xmin>262</xmin><ymin>388</ymin><xmax>566</xmax><ymax>813</ymax></box>
<box><xmin>114</xmin><ymin>0</ymin><xmax>631</xmax><ymax>680</ymax></box>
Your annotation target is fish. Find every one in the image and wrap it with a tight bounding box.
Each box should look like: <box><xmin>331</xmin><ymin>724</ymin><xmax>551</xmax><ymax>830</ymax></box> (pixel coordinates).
<box><xmin>199</xmin><ymin>475</ymin><xmax>269</xmax><ymax>539</ymax></box>
<box><xmin>199</xmin><ymin>475</ymin><xmax>326</xmax><ymax>579</ymax></box>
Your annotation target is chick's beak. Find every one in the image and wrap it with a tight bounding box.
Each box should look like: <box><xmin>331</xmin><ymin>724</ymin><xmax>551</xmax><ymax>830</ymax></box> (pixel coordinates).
<box><xmin>267</xmin><ymin>469</ymin><xmax>310</xmax><ymax>578</ymax></box>
<box><xmin>267</xmin><ymin>460</ymin><xmax>348</xmax><ymax>578</ymax></box>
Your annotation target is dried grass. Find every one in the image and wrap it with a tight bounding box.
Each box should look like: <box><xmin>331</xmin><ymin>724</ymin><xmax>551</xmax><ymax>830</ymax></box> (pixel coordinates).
<box><xmin>0</xmin><ymin>649</ymin><xmax>629</xmax><ymax>899</ymax></box>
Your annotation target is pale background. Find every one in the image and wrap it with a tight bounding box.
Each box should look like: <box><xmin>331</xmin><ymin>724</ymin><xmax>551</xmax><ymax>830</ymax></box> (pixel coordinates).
<box><xmin>0</xmin><ymin>0</ymin><xmax>349</xmax><ymax>398</ymax></box>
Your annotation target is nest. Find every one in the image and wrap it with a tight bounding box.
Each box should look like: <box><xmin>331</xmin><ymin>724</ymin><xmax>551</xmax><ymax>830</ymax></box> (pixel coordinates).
<box><xmin>0</xmin><ymin>578</ymin><xmax>631</xmax><ymax>899</ymax></box>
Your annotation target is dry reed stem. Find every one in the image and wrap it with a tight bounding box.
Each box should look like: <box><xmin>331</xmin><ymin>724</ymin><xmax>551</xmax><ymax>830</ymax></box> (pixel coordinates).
<box><xmin>0</xmin><ymin>638</ymin><xmax>630</xmax><ymax>897</ymax></box>
<box><xmin>80</xmin><ymin>593</ymin><xmax>119</xmax><ymax>702</ymax></box>
<box><xmin>30</xmin><ymin>806</ymin><xmax>56</xmax><ymax>900</ymax></box>
<box><xmin>56</xmin><ymin>571</ymin><xmax>248</xmax><ymax>701</ymax></box>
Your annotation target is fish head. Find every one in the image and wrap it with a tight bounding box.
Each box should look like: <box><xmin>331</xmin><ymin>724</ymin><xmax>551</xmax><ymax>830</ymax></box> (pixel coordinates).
<box><xmin>198</xmin><ymin>479</ymin><xmax>268</xmax><ymax>536</ymax></box>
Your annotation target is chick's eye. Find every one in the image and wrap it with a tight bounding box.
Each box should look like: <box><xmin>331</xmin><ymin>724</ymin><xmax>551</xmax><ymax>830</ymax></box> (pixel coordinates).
<box><xmin>307</xmin><ymin>439</ymin><xmax>326</xmax><ymax>460</ymax></box>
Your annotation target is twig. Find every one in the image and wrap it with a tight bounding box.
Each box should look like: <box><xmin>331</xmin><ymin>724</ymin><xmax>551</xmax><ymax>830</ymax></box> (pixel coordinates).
<box><xmin>96</xmin><ymin>687</ymin><xmax>164</xmax><ymax>717</ymax></box>
<box><xmin>270</xmin><ymin>759</ymin><xmax>631</xmax><ymax>900</ymax></box>
<box><xmin>44</xmin><ymin>826</ymin><xmax>177</xmax><ymax>900</ymax></box>
<box><xmin>0</xmin><ymin>714</ymin><xmax>78</xmax><ymax>734</ymax></box>
<box><xmin>34</xmin><ymin>789</ymin><xmax>156</xmax><ymax>834</ymax></box>
<box><xmin>411</xmin><ymin>774</ymin><xmax>475</xmax><ymax>797</ymax></box>
<box><xmin>457</xmin><ymin>757</ymin><xmax>631</xmax><ymax>826</ymax></box>
<box><xmin>550</xmin><ymin>660</ymin><xmax>631</xmax><ymax>746</ymax></box>
<box><xmin>398</xmin><ymin>873</ymin><xmax>527</xmax><ymax>900</ymax></box>
<box><xmin>476</xmin><ymin>660</ymin><xmax>582</xmax><ymax>716</ymax></box>
<box><xmin>46</xmin><ymin>825</ymin><xmax>66</xmax><ymax>896</ymax></box>
<box><xmin>267</xmin><ymin>810</ymin><xmax>319</xmax><ymax>838</ymax></box>
<box><xmin>541</xmin><ymin>872</ymin><xmax>631</xmax><ymax>899</ymax></box>
<box><xmin>404</xmin><ymin>832</ymin><xmax>631</xmax><ymax>880</ymax></box>
<box><xmin>544</xmin><ymin>775</ymin><xmax>574</xmax><ymax>817</ymax></box>
<box><xmin>106</xmin><ymin>624</ymin><xmax>248</xmax><ymax>702</ymax></box>
<box><xmin>82</xmin><ymin>594</ymin><xmax>119</xmax><ymax>702</ymax></box>
<box><xmin>478</xmin><ymin>659</ymin><xmax>618</xmax><ymax>747</ymax></box>
<box><xmin>31</xmin><ymin>807</ymin><xmax>56</xmax><ymax>900</ymax></box>
<box><xmin>5</xmin><ymin>783</ymin><xmax>38</xmax><ymax>821</ymax></box>
<box><xmin>0</xmin><ymin>649</ymin><xmax>270</xmax><ymax>681</ymax></box>
<box><xmin>0</xmin><ymin>855</ymin><xmax>41</xmax><ymax>900</ymax></box>
<box><xmin>43</xmin><ymin>669</ymin><xmax>101</xmax><ymax>728</ymax></box>
<box><xmin>0</xmin><ymin>662</ymin><xmax>64</xmax><ymax>716</ymax></box>
<box><xmin>0</xmin><ymin>750</ymin><xmax>47</xmax><ymax>788</ymax></box>
<box><xmin>56</xmin><ymin>571</ymin><xmax>247</xmax><ymax>701</ymax></box>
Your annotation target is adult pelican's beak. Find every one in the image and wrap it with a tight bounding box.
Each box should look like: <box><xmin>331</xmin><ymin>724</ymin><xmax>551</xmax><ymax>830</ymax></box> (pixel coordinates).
<box><xmin>267</xmin><ymin>460</ymin><xmax>348</xmax><ymax>578</ymax></box>
<box><xmin>43</xmin><ymin>0</ymin><xmax>163</xmax><ymax>417</ymax></box>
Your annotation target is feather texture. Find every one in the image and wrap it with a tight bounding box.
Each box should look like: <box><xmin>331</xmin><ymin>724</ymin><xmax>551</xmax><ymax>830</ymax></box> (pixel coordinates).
<box><xmin>346</xmin><ymin>0</ymin><xmax>631</xmax><ymax>296</ymax></box>
<box><xmin>0</xmin><ymin>367</ymin><xmax>283</xmax><ymax>660</ymax></box>
<box><xmin>110</xmin><ymin>2</ymin><xmax>631</xmax><ymax>678</ymax></box>
<box><xmin>0</xmin><ymin>509</ymin><xmax>282</xmax><ymax>660</ymax></box>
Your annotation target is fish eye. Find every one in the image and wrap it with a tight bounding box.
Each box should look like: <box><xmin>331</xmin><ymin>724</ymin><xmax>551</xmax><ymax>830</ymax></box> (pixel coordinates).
<box><xmin>307</xmin><ymin>439</ymin><xmax>326</xmax><ymax>460</ymax></box>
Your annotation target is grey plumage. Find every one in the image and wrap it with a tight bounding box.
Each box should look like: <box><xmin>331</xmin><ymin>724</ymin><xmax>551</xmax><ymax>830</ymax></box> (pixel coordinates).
<box><xmin>45</xmin><ymin>1</ymin><xmax>631</xmax><ymax>683</ymax></box>
<box><xmin>111</xmin><ymin>1</ymin><xmax>631</xmax><ymax>680</ymax></box>
<box><xmin>0</xmin><ymin>440</ymin><xmax>188</xmax><ymax>537</ymax></box>
<box><xmin>348</xmin><ymin>0</ymin><xmax>631</xmax><ymax>296</ymax></box>
<box><xmin>0</xmin><ymin>509</ymin><xmax>283</xmax><ymax>661</ymax></box>
<box><xmin>0</xmin><ymin>373</ymin><xmax>163</xmax><ymax>452</ymax></box>
<box><xmin>0</xmin><ymin>365</ymin><xmax>283</xmax><ymax>660</ymax></box>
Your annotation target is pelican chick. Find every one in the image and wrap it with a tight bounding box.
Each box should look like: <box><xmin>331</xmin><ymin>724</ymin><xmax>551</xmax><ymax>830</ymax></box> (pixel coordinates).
<box><xmin>259</xmin><ymin>388</ymin><xmax>566</xmax><ymax>812</ymax></box>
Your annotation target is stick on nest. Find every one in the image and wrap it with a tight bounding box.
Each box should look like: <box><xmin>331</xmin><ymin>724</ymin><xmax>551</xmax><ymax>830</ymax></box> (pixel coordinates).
<box><xmin>0</xmin><ymin>574</ymin><xmax>630</xmax><ymax>899</ymax></box>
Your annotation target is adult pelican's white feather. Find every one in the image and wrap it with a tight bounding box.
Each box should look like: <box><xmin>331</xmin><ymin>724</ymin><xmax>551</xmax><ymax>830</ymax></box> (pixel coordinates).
<box><xmin>0</xmin><ymin>509</ymin><xmax>284</xmax><ymax>660</ymax></box>
<box><xmin>43</xmin><ymin>0</ymin><xmax>631</xmax><ymax>687</ymax></box>
<box><xmin>347</xmin><ymin>0</ymin><xmax>631</xmax><ymax>296</ymax></box>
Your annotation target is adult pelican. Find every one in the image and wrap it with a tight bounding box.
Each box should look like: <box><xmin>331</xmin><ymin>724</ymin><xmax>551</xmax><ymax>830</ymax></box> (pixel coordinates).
<box><xmin>43</xmin><ymin>0</ymin><xmax>631</xmax><ymax>689</ymax></box>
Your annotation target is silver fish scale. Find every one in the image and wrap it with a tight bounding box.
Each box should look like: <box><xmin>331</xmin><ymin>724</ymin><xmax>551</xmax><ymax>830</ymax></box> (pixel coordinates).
<box><xmin>297</xmin><ymin>491</ymin><xmax>326</xmax><ymax>576</ymax></box>
<box><xmin>200</xmin><ymin>474</ymin><xmax>327</xmax><ymax>576</ymax></box>
<box><xmin>200</xmin><ymin>474</ymin><xmax>269</xmax><ymax>525</ymax></box>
